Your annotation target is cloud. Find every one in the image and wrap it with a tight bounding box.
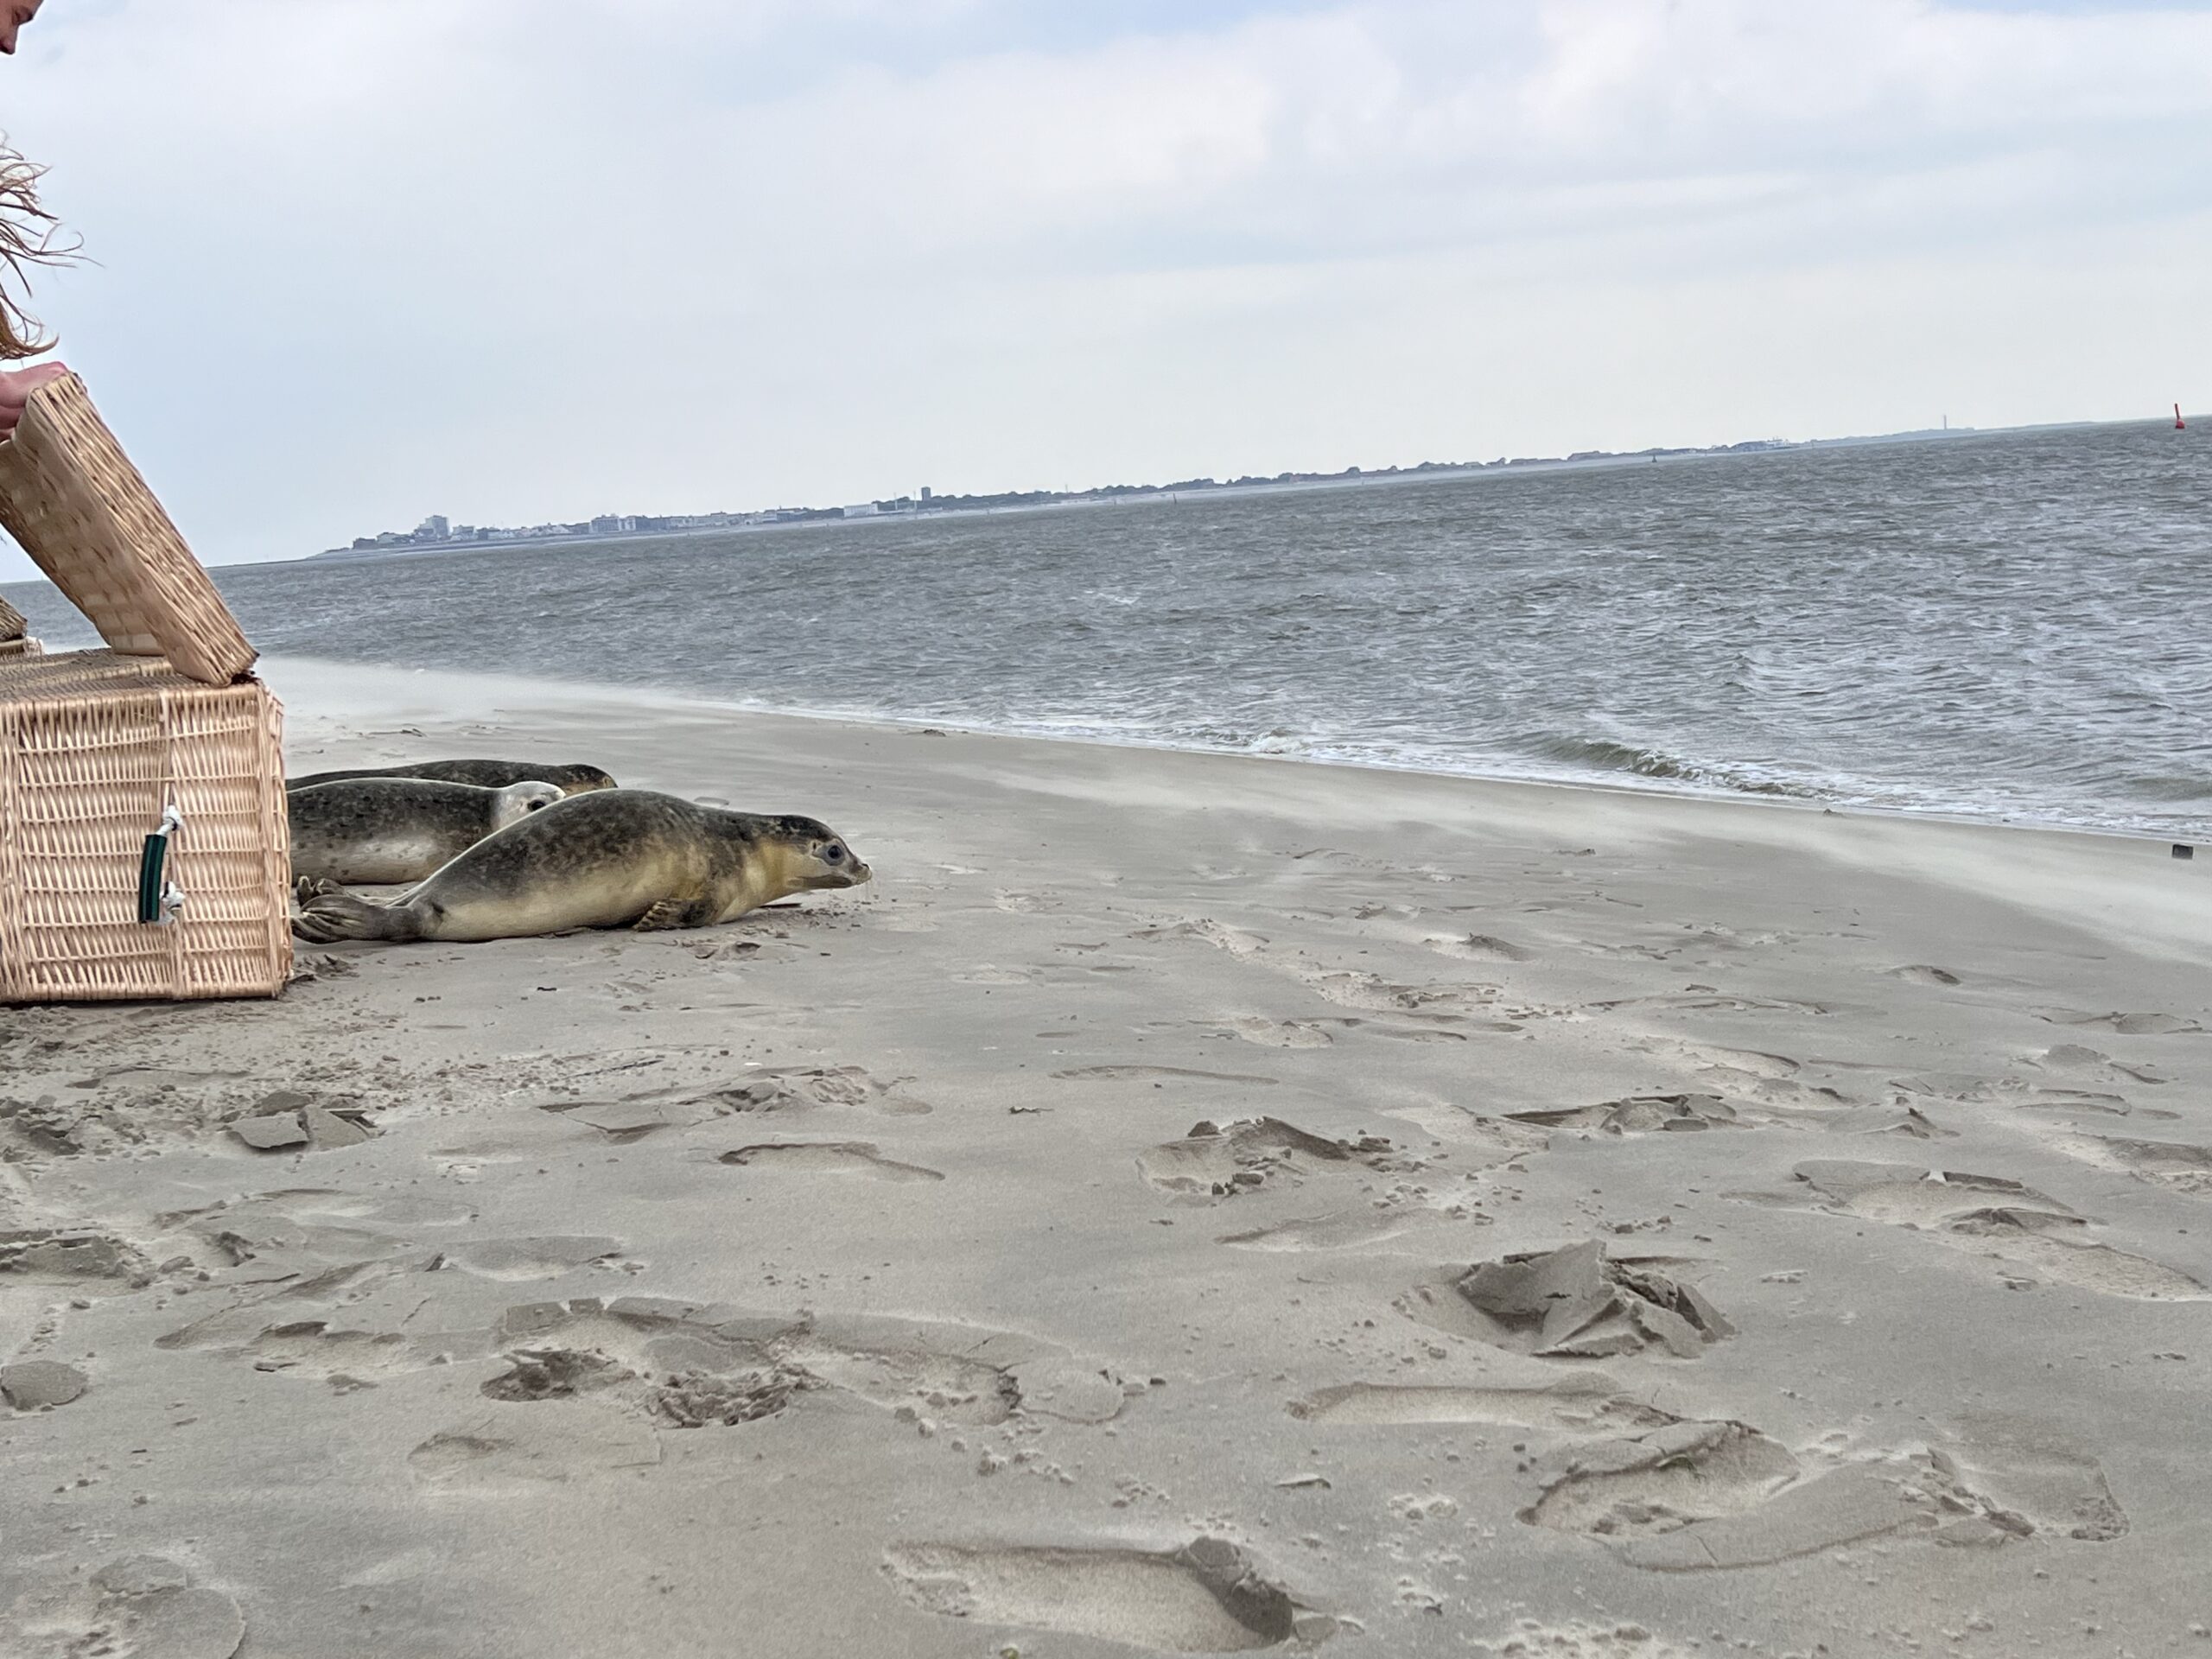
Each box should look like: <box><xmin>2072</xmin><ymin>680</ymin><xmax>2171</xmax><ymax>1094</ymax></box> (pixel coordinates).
<box><xmin>1</xmin><ymin>0</ymin><xmax>2207</xmax><ymax>579</ymax></box>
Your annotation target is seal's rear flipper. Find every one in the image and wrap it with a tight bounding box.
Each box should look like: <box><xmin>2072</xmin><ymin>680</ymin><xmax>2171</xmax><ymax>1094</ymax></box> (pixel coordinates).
<box><xmin>292</xmin><ymin>889</ymin><xmax>420</xmax><ymax>944</ymax></box>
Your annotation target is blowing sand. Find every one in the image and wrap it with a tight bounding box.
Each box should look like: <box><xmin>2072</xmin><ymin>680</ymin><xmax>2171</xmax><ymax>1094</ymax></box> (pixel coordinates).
<box><xmin>4</xmin><ymin>660</ymin><xmax>2211</xmax><ymax>1658</ymax></box>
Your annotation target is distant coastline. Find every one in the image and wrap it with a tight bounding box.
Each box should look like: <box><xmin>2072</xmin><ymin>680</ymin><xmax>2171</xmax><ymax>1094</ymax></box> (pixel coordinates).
<box><xmin>305</xmin><ymin>416</ymin><xmax>2111</xmax><ymax>568</ymax></box>
<box><xmin>298</xmin><ymin>417</ymin><xmax>2035</xmax><ymax>570</ymax></box>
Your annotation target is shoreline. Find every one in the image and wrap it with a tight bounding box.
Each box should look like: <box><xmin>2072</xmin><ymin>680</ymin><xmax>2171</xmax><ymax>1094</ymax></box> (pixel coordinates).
<box><xmin>260</xmin><ymin>654</ymin><xmax>2202</xmax><ymax>851</ymax></box>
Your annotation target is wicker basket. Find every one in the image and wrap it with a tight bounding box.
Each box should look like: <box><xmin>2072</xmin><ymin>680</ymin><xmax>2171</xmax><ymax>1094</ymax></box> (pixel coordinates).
<box><xmin>0</xmin><ymin>381</ymin><xmax>290</xmax><ymax>1002</ymax></box>
<box><xmin>0</xmin><ymin>375</ymin><xmax>254</xmax><ymax>685</ymax></box>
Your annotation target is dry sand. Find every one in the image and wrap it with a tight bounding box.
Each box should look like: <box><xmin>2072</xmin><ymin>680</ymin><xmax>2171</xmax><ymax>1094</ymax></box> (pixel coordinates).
<box><xmin>5</xmin><ymin>659</ymin><xmax>2212</xmax><ymax>1659</ymax></box>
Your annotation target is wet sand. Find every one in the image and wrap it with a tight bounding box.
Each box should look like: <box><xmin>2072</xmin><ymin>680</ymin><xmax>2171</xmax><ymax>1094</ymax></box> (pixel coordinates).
<box><xmin>4</xmin><ymin>660</ymin><xmax>2211</xmax><ymax>1658</ymax></box>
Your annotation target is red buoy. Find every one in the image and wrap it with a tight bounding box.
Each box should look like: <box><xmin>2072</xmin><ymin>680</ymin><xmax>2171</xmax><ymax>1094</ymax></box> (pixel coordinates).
<box><xmin>2179</xmin><ymin>403</ymin><xmax>2189</xmax><ymax>430</ymax></box>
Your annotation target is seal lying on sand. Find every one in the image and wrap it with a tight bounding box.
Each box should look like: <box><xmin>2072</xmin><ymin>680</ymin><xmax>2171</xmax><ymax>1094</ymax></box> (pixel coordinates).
<box><xmin>291</xmin><ymin>789</ymin><xmax>869</xmax><ymax>944</ymax></box>
<box><xmin>286</xmin><ymin>759</ymin><xmax>617</xmax><ymax>795</ymax></box>
<box><xmin>289</xmin><ymin>778</ymin><xmax>563</xmax><ymax>885</ymax></box>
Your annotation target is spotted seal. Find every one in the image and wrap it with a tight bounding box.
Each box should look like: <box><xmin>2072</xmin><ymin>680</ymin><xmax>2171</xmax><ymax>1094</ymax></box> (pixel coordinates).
<box><xmin>288</xmin><ymin>778</ymin><xmax>563</xmax><ymax>886</ymax></box>
<box><xmin>286</xmin><ymin>759</ymin><xmax>617</xmax><ymax>795</ymax></box>
<box><xmin>291</xmin><ymin>789</ymin><xmax>868</xmax><ymax>944</ymax></box>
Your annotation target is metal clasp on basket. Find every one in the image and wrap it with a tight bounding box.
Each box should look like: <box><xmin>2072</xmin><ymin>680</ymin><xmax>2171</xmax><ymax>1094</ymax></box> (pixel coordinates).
<box><xmin>138</xmin><ymin>805</ymin><xmax>186</xmax><ymax>925</ymax></box>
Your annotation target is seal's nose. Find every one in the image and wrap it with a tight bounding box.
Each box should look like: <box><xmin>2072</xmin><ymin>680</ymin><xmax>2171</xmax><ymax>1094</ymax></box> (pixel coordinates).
<box><xmin>849</xmin><ymin>861</ymin><xmax>873</xmax><ymax>885</ymax></box>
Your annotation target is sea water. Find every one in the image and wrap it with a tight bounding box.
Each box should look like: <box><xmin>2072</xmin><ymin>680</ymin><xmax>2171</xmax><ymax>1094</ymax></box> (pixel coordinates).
<box><xmin>6</xmin><ymin>421</ymin><xmax>2207</xmax><ymax>838</ymax></box>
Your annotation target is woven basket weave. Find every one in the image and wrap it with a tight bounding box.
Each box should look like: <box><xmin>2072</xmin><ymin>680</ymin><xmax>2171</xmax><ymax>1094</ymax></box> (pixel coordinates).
<box><xmin>0</xmin><ymin>375</ymin><xmax>254</xmax><ymax>685</ymax></box>
<box><xmin>0</xmin><ymin>590</ymin><xmax>25</xmax><ymax>639</ymax></box>
<box><xmin>0</xmin><ymin>649</ymin><xmax>290</xmax><ymax>1001</ymax></box>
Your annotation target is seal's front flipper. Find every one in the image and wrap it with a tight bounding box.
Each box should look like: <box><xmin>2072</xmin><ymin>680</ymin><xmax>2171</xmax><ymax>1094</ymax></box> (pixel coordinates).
<box><xmin>634</xmin><ymin>897</ymin><xmax>717</xmax><ymax>931</ymax></box>
<box><xmin>293</xmin><ymin>888</ymin><xmax>421</xmax><ymax>944</ymax></box>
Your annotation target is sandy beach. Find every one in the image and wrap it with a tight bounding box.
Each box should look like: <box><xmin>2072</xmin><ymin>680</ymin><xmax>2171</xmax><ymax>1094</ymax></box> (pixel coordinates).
<box><xmin>5</xmin><ymin>658</ymin><xmax>2211</xmax><ymax>1659</ymax></box>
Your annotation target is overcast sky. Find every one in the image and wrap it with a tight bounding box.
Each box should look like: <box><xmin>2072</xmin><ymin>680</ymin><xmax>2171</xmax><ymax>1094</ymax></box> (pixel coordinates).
<box><xmin>1</xmin><ymin>0</ymin><xmax>2207</xmax><ymax>575</ymax></box>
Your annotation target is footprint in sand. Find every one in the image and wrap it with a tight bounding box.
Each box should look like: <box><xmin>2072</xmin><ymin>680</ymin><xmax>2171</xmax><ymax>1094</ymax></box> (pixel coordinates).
<box><xmin>1787</xmin><ymin>1160</ymin><xmax>2209</xmax><ymax>1300</ymax></box>
<box><xmin>1128</xmin><ymin>919</ymin><xmax>1271</xmax><ymax>962</ymax></box>
<box><xmin>408</xmin><ymin>1413</ymin><xmax>663</xmax><ymax>1489</ymax></box>
<box><xmin>4</xmin><ymin>1554</ymin><xmax>247</xmax><ymax>1659</ymax></box>
<box><xmin>479</xmin><ymin>1341</ymin><xmax>811</xmax><ymax>1428</ymax></box>
<box><xmin>1290</xmin><ymin>1376</ymin><xmax>1954</xmax><ymax>1576</ymax></box>
<box><xmin>880</xmin><ymin>1537</ymin><xmax>1326</xmax><ymax>1653</ymax></box>
<box><xmin>1413</xmin><ymin>1239</ymin><xmax>1734</xmax><ymax>1360</ymax></box>
<box><xmin>1129</xmin><ymin>919</ymin><xmax>1518</xmax><ymax>1027</ymax></box>
<box><xmin>717</xmin><ymin>1141</ymin><xmax>944</xmax><ymax>1183</ymax></box>
<box><xmin>1916</xmin><ymin>1413</ymin><xmax>2129</xmax><ymax>1544</ymax></box>
<box><xmin>1509</xmin><ymin>1093</ymin><xmax>1747</xmax><ymax>1136</ymax></box>
<box><xmin>448</xmin><ymin>1304</ymin><xmax>1125</xmax><ymax>1436</ymax></box>
<box><xmin>1521</xmin><ymin>1420</ymin><xmax>1927</xmax><ymax>1571</ymax></box>
<box><xmin>1135</xmin><ymin>1117</ymin><xmax>1400</xmax><ymax>1201</ymax></box>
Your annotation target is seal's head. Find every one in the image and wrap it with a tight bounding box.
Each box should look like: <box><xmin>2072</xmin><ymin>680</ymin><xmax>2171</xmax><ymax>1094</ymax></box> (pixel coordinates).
<box><xmin>493</xmin><ymin>780</ymin><xmax>565</xmax><ymax>829</ymax></box>
<box><xmin>766</xmin><ymin>814</ymin><xmax>872</xmax><ymax>893</ymax></box>
<box><xmin>548</xmin><ymin>765</ymin><xmax>619</xmax><ymax>795</ymax></box>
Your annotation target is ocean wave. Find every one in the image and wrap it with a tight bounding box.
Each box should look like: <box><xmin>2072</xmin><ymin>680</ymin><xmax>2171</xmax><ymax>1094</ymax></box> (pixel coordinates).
<box><xmin>2122</xmin><ymin>774</ymin><xmax>2212</xmax><ymax>804</ymax></box>
<box><xmin>1522</xmin><ymin>734</ymin><xmax>1829</xmax><ymax>800</ymax></box>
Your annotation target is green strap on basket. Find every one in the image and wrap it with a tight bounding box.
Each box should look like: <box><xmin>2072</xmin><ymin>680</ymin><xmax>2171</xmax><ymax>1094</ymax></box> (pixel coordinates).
<box><xmin>137</xmin><ymin>806</ymin><xmax>184</xmax><ymax>925</ymax></box>
<box><xmin>137</xmin><ymin>831</ymin><xmax>168</xmax><ymax>924</ymax></box>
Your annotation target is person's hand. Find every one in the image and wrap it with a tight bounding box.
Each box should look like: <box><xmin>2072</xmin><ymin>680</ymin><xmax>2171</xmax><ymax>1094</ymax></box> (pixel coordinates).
<box><xmin>0</xmin><ymin>359</ymin><xmax>67</xmax><ymax>440</ymax></box>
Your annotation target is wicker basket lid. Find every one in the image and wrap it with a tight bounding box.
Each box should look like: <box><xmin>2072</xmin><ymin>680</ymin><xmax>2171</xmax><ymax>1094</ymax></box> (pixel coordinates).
<box><xmin>0</xmin><ymin>589</ymin><xmax>24</xmax><ymax>640</ymax></box>
<box><xmin>0</xmin><ymin>373</ymin><xmax>255</xmax><ymax>685</ymax></box>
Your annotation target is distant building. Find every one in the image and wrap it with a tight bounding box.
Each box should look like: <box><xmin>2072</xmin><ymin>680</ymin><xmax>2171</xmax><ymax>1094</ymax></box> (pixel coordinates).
<box><xmin>841</xmin><ymin>502</ymin><xmax>880</xmax><ymax>518</ymax></box>
<box><xmin>919</xmin><ymin>486</ymin><xmax>931</xmax><ymax>501</ymax></box>
<box><xmin>415</xmin><ymin>514</ymin><xmax>449</xmax><ymax>540</ymax></box>
<box><xmin>589</xmin><ymin>514</ymin><xmax>639</xmax><ymax>535</ymax></box>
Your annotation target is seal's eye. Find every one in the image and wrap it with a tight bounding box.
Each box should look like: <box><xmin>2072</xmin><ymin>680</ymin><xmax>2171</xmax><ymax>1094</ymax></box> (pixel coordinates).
<box><xmin>822</xmin><ymin>844</ymin><xmax>844</xmax><ymax>863</ymax></box>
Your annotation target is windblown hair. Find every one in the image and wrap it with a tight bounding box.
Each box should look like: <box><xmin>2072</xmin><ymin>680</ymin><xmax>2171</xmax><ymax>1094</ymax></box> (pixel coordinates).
<box><xmin>0</xmin><ymin>139</ymin><xmax>78</xmax><ymax>360</ymax></box>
